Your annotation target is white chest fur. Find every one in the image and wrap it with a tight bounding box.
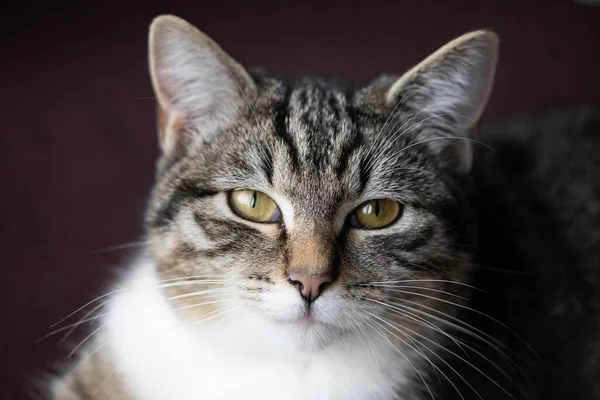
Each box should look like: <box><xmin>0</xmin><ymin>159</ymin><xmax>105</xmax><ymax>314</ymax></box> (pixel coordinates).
<box><xmin>104</xmin><ymin>262</ymin><xmax>410</xmax><ymax>400</ymax></box>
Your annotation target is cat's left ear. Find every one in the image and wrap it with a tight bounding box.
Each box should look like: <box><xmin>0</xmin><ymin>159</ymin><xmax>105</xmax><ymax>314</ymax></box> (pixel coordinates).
<box><xmin>148</xmin><ymin>15</ymin><xmax>256</xmax><ymax>153</ymax></box>
<box><xmin>378</xmin><ymin>30</ymin><xmax>499</xmax><ymax>174</ymax></box>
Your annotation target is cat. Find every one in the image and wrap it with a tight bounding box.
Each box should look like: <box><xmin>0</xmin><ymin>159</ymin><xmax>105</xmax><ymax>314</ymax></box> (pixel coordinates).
<box><xmin>48</xmin><ymin>14</ymin><xmax>600</xmax><ymax>400</ymax></box>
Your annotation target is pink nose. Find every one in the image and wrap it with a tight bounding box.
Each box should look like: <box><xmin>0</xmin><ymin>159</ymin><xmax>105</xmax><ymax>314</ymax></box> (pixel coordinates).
<box><xmin>287</xmin><ymin>272</ymin><xmax>333</xmax><ymax>302</ymax></box>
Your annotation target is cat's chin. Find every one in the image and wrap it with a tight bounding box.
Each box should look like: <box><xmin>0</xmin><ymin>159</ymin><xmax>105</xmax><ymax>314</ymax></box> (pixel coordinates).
<box><xmin>287</xmin><ymin>322</ymin><xmax>343</xmax><ymax>352</ymax></box>
<box><xmin>270</xmin><ymin>314</ymin><xmax>346</xmax><ymax>352</ymax></box>
<box><xmin>233</xmin><ymin>311</ymin><xmax>342</xmax><ymax>352</ymax></box>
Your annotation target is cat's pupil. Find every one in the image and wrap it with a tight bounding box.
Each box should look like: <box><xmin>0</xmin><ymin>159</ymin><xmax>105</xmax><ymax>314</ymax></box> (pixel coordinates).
<box><xmin>250</xmin><ymin>191</ymin><xmax>257</xmax><ymax>208</ymax></box>
<box><xmin>375</xmin><ymin>200</ymin><xmax>381</xmax><ymax>217</ymax></box>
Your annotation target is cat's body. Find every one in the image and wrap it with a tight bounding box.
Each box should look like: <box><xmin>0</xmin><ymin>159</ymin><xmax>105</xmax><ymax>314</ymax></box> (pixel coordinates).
<box><xmin>49</xmin><ymin>15</ymin><xmax>600</xmax><ymax>400</ymax></box>
<box><xmin>473</xmin><ymin>107</ymin><xmax>600</xmax><ymax>400</ymax></box>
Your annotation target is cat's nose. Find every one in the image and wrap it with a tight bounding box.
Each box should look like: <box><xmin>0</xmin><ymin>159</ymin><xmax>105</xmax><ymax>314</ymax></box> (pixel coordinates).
<box><xmin>287</xmin><ymin>272</ymin><xmax>333</xmax><ymax>303</ymax></box>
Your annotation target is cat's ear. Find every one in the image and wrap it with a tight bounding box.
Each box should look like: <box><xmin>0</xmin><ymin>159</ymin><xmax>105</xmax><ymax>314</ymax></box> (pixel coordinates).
<box><xmin>382</xmin><ymin>30</ymin><xmax>498</xmax><ymax>174</ymax></box>
<box><xmin>149</xmin><ymin>15</ymin><xmax>256</xmax><ymax>153</ymax></box>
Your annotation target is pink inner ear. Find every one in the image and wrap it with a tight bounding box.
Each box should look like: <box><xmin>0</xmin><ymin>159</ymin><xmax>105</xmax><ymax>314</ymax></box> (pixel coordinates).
<box><xmin>158</xmin><ymin>103</ymin><xmax>169</xmax><ymax>142</ymax></box>
<box><xmin>157</xmin><ymin>103</ymin><xmax>186</xmax><ymax>151</ymax></box>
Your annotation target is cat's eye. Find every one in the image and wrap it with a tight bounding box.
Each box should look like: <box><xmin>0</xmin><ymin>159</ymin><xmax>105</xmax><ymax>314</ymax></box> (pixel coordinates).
<box><xmin>350</xmin><ymin>199</ymin><xmax>402</xmax><ymax>229</ymax></box>
<box><xmin>229</xmin><ymin>189</ymin><xmax>281</xmax><ymax>223</ymax></box>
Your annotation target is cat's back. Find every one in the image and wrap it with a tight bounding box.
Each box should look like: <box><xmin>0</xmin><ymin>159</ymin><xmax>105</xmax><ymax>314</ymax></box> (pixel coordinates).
<box><xmin>475</xmin><ymin>107</ymin><xmax>600</xmax><ymax>400</ymax></box>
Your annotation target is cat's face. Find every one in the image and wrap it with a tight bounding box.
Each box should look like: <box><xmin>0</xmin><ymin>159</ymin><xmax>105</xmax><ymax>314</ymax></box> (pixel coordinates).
<box><xmin>144</xmin><ymin>16</ymin><xmax>498</xmax><ymax>351</ymax></box>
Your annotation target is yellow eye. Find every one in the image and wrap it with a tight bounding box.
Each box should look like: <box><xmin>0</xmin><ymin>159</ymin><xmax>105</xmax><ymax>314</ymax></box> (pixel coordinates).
<box><xmin>352</xmin><ymin>199</ymin><xmax>402</xmax><ymax>229</ymax></box>
<box><xmin>229</xmin><ymin>190</ymin><xmax>281</xmax><ymax>223</ymax></box>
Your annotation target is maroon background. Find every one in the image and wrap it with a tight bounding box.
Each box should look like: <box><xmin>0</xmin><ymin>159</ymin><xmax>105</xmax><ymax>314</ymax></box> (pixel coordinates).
<box><xmin>2</xmin><ymin>1</ymin><xmax>599</xmax><ymax>398</ymax></box>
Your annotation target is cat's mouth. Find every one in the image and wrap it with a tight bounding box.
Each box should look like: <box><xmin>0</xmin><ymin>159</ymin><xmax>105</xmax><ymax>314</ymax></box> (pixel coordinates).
<box><xmin>267</xmin><ymin>308</ymin><xmax>330</xmax><ymax>327</ymax></box>
<box><xmin>287</xmin><ymin>310</ymin><xmax>335</xmax><ymax>329</ymax></box>
<box><xmin>296</xmin><ymin>312</ymin><xmax>320</xmax><ymax>326</ymax></box>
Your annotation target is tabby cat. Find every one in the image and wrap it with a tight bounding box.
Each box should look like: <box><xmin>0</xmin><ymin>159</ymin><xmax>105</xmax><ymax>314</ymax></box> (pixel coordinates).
<box><xmin>50</xmin><ymin>14</ymin><xmax>600</xmax><ymax>400</ymax></box>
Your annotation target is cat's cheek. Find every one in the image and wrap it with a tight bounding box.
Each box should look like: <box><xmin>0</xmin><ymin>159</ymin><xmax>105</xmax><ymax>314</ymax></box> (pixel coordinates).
<box><xmin>149</xmin><ymin>231</ymin><xmax>180</xmax><ymax>262</ymax></box>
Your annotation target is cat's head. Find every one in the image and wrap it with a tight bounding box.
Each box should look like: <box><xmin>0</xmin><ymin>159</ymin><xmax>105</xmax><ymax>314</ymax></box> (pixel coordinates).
<box><xmin>144</xmin><ymin>15</ymin><xmax>498</xmax><ymax>352</ymax></box>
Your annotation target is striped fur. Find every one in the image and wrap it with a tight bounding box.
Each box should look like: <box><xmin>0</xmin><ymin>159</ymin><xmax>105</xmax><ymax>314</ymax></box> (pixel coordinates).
<box><xmin>51</xmin><ymin>15</ymin><xmax>500</xmax><ymax>400</ymax></box>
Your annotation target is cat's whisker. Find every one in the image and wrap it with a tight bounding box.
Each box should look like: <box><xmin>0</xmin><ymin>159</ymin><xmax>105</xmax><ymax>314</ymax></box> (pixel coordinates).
<box><xmin>377</xmin><ymin>89</ymin><xmax>411</xmax><ymax>137</ymax></box>
<box><xmin>380</xmin><ymin>310</ymin><xmax>514</xmax><ymax>400</ymax></box>
<box><xmin>368</xmin><ymin>287</ymin><xmax>522</xmax><ymax>371</ymax></box>
<box><xmin>360</xmin><ymin>296</ymin><xmax>467</xmax><ymax>356</ymax></box>
<box><xmin>371</xmin><ymin>297</ymin><xmax>518</xmax><ymax>381</ymax></box>
<box><xmin>361</xmin><ymin>311</ymin><xmax>438</xmax><ymax>400</ymax></box>
<box><xmin>49</xmin><ymin>289</ymin><xmax>124</xmax><ymax>328</ymax></box>
<box><xmin>47</xmin><ymin>278</ymin><xmax>231</xmax><ymax>332</ymax></box>
<box><xmin>362</xmin><ymin>323</ymin><xmax>382</xmax><ymax>364</ymax></box>
<box><xmin>157</xmin><ymin>280</ymin><xmax>230</xmax><ymax>289</ymax></box>
<box><xmin>359</xmin><ymin>311</ymin><xmax>389</xmax><ymax>366</ymax></box>
<box><xmin>170</xmin><ymin>298</ymin><xmax>235</xmax><ymax>313</ymax></box>
<box><xmin>93</xmin><ymin>240</ymin><xmax>149</xmax><ymax>254</ymax></box>
<box><xmin>68</xmin><ymin>324</ymin><xmax>106</xmax><ymax>358</ymax></box>
<box><xmin>380</xmin><ymin>287</ymin><xmax>537</xmax><ymax>357</ymax></box>
<box><xmin>362</xmin><ymin>317</ymin><xmax>437</xmax><ymax>396</ymax></box>
<box><xmin>369</xmin><ymin>111</ymin><xmax>462</xmax><ymax>169</ymax></box>
<box><xmin>453</xmin><ymin>335</ymin><xmax>534</xmax><ymax>394</ymax></box>
<box><xmin>348</xmin><ymin>318</ymin><xmax>367</xmax><ymax>348</ymax></box>
<box><xmin>365</xmin><ymin>104</ymin><xmax>427</xmax><ymax>171</ymax></box>
<box><xmin>346</xmin><ymin>316</ymin><xmax>380</xmax><ymax>365</ymax></box>
<box><xmin>357</xmin><ymin>319</ymin><xmax>381</xmax><ymax>365</ymax></box>
<box><xmin>360</xmin><ymin>279</ymin><xmax>481</xmax><ymax>291</ymax></box>
<box><xmin>157</xmin><ymin>274</ymin><xmax>231</xmax><ymax>280</ymax></box>
<box><xmin>155</xmin><ymin>275</ymin><xmax>232</xmax><ymax>284</ymax></box>
<box><xmin>163</xmin><ymin>288</ymin><xmax>231</xmax><ymax>302</ymax></box>
<box><xmin>363</xmin><ymin>285</ymin><xmax>470</xmax><ymax>301</ymax></box>
<box><xmin>388</xmin><ymin>297</ymin><xmax>530</xmax><ymax>368</ymax></box>
<box><xmin>37</xmin><ymin>312</ymin><xmax>109</xmax><ymax>343</ymax></box>
<box><xmin>188</xmin><ymin>305</ymin><xmax>238</xmax><ymax>327</ymax></box>
<box><xmin>371</xmin><ymin>108</ymin><xmax>495</xmax><ymax>173</ymax></box>
<box><xmin>58</xmin><ymin>299</ymin><xmax>110</xmax><ymax>346</ymax></box>
<box><xmin>408</xmin><ymin>314</ymin><xmax>532</xmax><ymax>391</ymax></box>
<box><xmin>395</xmin><ymin>136</ymin><xmax>496</xmax><ymax>160</ymax></box>
<box><xmin>35</xmin><ymin>298</ymin><xmax>111</xmax><ymax>344</ymax></box>
<box><xmin>373</xmin><ymin>312</ymin><xmax>483</xmax><ymax>400</ymax></box>
<box><xmin>363</xmin><ymin>91</ymin><xmax>412</xmax><ymax>169</ymax></box>
<box><xmin>384</xmin><ymin>108</ymin><xmax>433</xmax><ymax>142</ymax></box>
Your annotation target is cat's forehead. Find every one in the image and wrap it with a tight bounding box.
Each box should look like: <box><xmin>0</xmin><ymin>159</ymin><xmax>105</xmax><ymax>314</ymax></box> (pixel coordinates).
<box><xmin>280</xmin><ymin>79</ymin><xmax>359</xmax><ymax>168</ymax></box>
<box><xmin>264</xmin><ymin>80</ymin><xmax>366</xmax><ymax>205</ymax></box>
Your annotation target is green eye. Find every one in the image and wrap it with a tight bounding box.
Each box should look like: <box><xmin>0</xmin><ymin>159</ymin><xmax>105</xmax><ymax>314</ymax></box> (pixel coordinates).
<box><xmin>351</xmin><ymin>199</ymin><xmax>402</xmax><ymax>229</ymax></box>
<box><xmin>229</xmin><ymin>190</ymin><xmax>281</xmax><ymax>223</ymax></box>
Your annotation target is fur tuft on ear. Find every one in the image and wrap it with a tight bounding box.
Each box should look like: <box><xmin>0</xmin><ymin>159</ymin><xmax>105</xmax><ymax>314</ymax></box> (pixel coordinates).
<box><xmin>384</xmin><ymin>30</ymin><xmax>499</xmax><ymax>174</ymax></box>
<box><xmin>149</xmin><ymin>15</ymin><xmax>256</xmax><ymax>153</ymax></box>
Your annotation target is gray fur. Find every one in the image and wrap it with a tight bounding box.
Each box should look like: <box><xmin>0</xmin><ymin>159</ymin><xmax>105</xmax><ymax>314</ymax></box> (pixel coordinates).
<box><xmin>50</xmin><ymin>14</ymin><xmax>600</xmax><ymax>400</ymax></box>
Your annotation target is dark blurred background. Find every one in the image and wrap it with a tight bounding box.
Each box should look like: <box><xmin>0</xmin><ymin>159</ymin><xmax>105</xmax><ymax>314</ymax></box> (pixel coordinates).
<box><xmin>1</xmin><ymin>0</ymin><xmax>599</xmax><ymax>398</ymax></box>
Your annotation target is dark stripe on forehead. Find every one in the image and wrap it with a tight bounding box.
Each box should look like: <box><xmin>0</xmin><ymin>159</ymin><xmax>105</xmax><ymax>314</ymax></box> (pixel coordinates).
<box><xmin>273</xmin><ymin>86</ymin><xmax>300</xmax><ymax>169</ymax></box>
<box><xmin>336</xmin><ymin>128</ymin><xmax>364</xmax><ymax>183</ymax></box>
<box><xmin>335</xmin><ymin>91</ymin><xmax>365</xmax><ymax>182</ymax></box>
<box><xmin>351</xmin><ymin>106</ymin><xmax>373</xmax><ymax>192</ymax></box>
<box><xmin>152</xmin><ymin>180</ymin><xmax>217</xmax><ymax>227</ymax></box>
<box><xmin>259</xmin><ymin>140</ymin><xmax>274</xmax><ymax>186</ymax></box>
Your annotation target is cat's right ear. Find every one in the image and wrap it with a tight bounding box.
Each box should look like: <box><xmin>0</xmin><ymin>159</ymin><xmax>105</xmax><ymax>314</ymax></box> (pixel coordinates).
<box><xmin>149</xmin><ymin>15</ymin><xmax>256</xmax><ymax>153</ymax></box>
<box><xmin>360</xmin><ymin>30</ymin><xmax>498</xmax><ymax>175</ymax></box>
